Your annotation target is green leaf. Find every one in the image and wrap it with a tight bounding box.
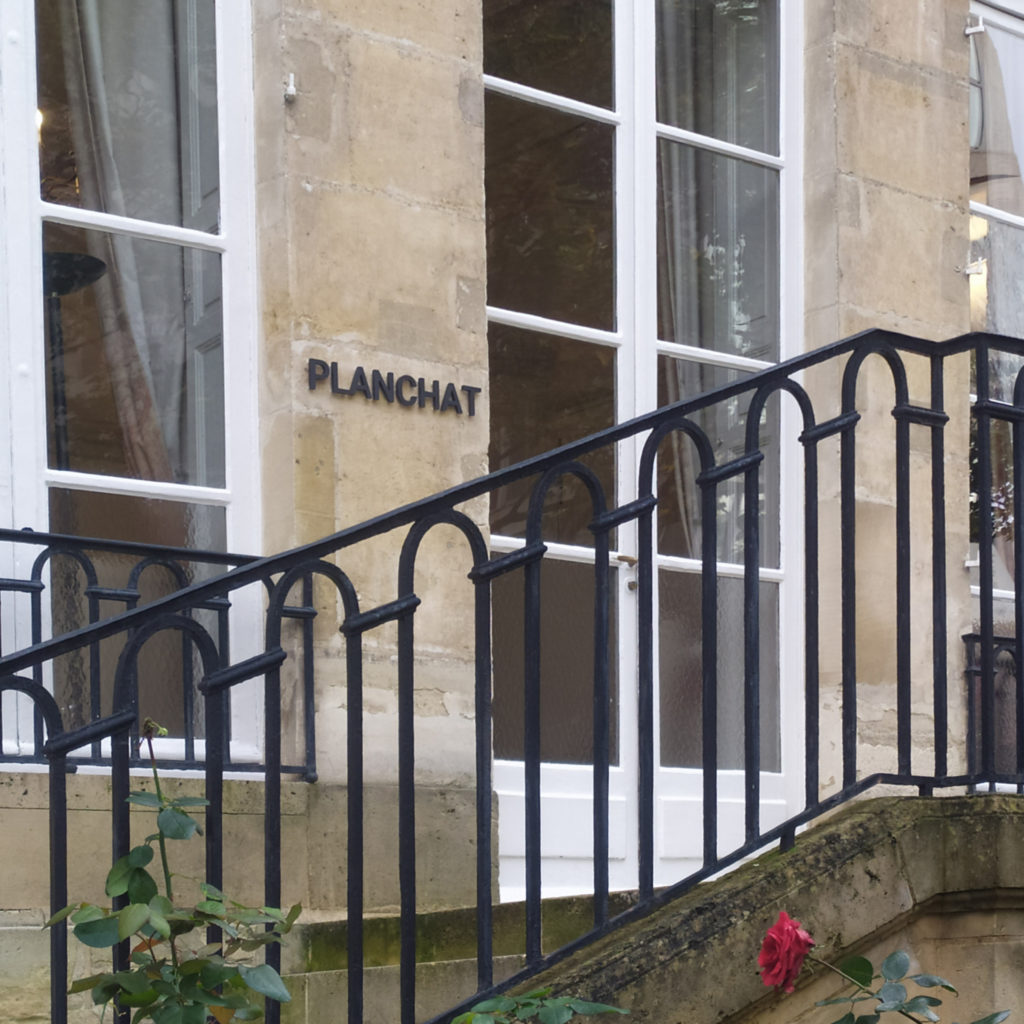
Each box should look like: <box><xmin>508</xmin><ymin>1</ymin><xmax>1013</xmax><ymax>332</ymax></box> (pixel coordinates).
<box><xmin>876</xmin><ymin>980</ymin><xmax>908</xmax><ymax>1011</ymax></box>
<box><xmin>128</xmin><ymin>845</ymin><xmax>155</xmax><ymax>868</ymax></box>
<box><xmin>114</xmin><ymin>970</ymin><xmax>156</xmax><ymax>995</ymax></box>
<box><xmin>73</xmin><ymin>915</ymin><xmax>121</xmax><ymax>948</ymax></box>
<box><xmin>839</xmin><ymin>956</ymin><xmax>875</xmax><ymax>989</ymax></box>
<box><xmin>910</xmin><ymin>974</ymin><xmax>958</xmax><ymax>994</ymax></box>
<box><xmin>201</xmin><ymin>882</ymin><xmax>226</xmax><ymax>900</ymax></box>
<box><xmin>196</xmin><ymin>900</ymin><xmax>227</xmax><ymax>915</ymax></box>
<box><xmin>881</xmin><ymin>951</ymin><xmax>910</xmax><ymax>982</ymax></box>
<box><xmin>970</xmin><ymin>1013</ymin><xmax>1011</xmax><ymax>1024</ymax></box>
<box><xmin>68</xmin><ymin>973</ymin><xmax>108</xmax><ymax>995</ymax></box>
<box><xmin>127</xmin><ymin>791</ymin><xmax>162</xmax><ymax>807</ymax></box>
<box><xmin>829</xmin><ymin>1015</ymin><xmax>855</xmax><ymax>1024</ymax></box>
<box><xmin>119</xmin><ymin>990</ymin><xmax>160</xmax><ymax>1008</ymax></box>
<box><xmin>470</xmin><ymin>998</ymin><xmax>517</xmax><ymax>1014</ymax></box>
<box><xmin>118</xmin><ymin>904</ymin><xmax>151</xmax><ymax>941</ymax></box>
<box><xmin>238</xmin><ymin>963</ymin><xmax>291</xmax><ymax>1002</ymax></box>
<box><xmin>71</xmin><ymin>904</ymin><xmax>105</xmax><ymax>924</ymax></box>
<box><xmin>148</xmin><ymin>909</ymin><xmax>171</xmax><ymax>940</ymax></box>
<box><xmin>537</xmin><ymin>1006</ymin><xmax>573</xmax><ymax>1024</ymax></box>
<box><xmin>904</xmin><ymin>996</ymin><xmax>943</xmax><ymax>1010</ymax></box>
<box><xmin>566</xmin><ymin>999</ymin><xmax>629</xmax><ymax>1015</ymax></box>
<box><xmin>157</xmin><ymin>807</ymin><xmax>200</xmax><ymax>840</ymax></box>
<box><xmin>127</xmin><ymin>868</ymin><xmax>158</xmax><ymax>905</ymax></box>
<box><xmin>854</xmin><ymin>1017</ymin><xmax>880</xmax><ymax>1024</ymax></box>
<box><xmin>106</xmin><ymin>856</ymin><xmax>134</xmax><ymax>897</ymax></box>
<box><xmin>44</xmin><ymin>904</ymin><xmax>78</xmax><ymax>928</ymax></box>
<box><xmin>149</xmin><ymin>894</ymin><xmax>173</xmax><ymax>916</ymax></box>
<box><xmin>285</xmin><ymin>902</ymin><xmax>303</xmax><ymax>928</ymax></box>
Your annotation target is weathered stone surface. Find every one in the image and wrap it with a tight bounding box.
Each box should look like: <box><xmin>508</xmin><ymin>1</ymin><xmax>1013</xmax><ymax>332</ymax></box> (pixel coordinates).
<box><xmin>520</xmin><ymin>797</ymin><xmax>1024</xmax><ymax>1023</ymax></box>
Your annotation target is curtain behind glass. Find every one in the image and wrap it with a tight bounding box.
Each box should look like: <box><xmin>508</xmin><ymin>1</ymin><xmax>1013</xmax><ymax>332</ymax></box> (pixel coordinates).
<box><xmin>39</xmin><ymin>0</ymin><xmax>222</xmax><ymax>485</ymax></box>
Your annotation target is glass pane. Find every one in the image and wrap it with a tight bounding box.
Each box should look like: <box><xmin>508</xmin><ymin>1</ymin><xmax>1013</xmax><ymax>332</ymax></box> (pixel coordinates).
<box><xmin>486</xmin><ymin>92</ymin><xmax>615</xmax><ymax>329</ymax></box>
<box><xmin>493</xmin><ymin>559</ymin><xmax>618</xmax><ymax>765</ymax></box>
<box><xmin>657</xmin><ymin>140</ymin><xmax>779</xmax><ymax>359</ymax></box>
<box><xmin>656</xmin><ymin>0</ymin><xmax>778</xmax><ymax>154</ymax></box>
<box><xmin>658</xmin><ymin>570</ymin><xmax>779</xmax><ymax>771</ymax></box>
<box><xmin>484</xmin><ymin>0</ymin><xmax>613</xmax><ymax>109</ymax></box>
<box><xmin>969</xmin><ymin>215</ymin><xmax>1024</xmax><ymax>344</ymax></box>
<box><xmin>48</xmin><ymin>488</ymin><xmax>226</xmax><ymax>736</ymax></box>
<box><xmin>42</xmin><ymin>221</ymin><xmax>225</xmax><ymax>487</ymax></box>
<box><xmin>969</xmin><ymin>19</ymin><xmax>1024</xmax><ymax>217</ymax></box>
<box><xmin>656</xmin><ymin>357</ymin><xmax>780</xmax><ymax>567</ymax></box>
<box><xmin>36</xmin><ymin>0</ymin><xmax>220</xmax><ymax>231</ymax></box>
<box><xmin>489</xmin><ymin>324</ymin><xmax>616</xmax><ymax>545</ymax></box>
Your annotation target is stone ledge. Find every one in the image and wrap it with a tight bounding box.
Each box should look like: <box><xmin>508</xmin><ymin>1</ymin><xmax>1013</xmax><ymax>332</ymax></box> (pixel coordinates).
<box><xmin>519</xmin><ymin>795</ymin><xmax>1024</xmax><ymax>1022</ymax></box>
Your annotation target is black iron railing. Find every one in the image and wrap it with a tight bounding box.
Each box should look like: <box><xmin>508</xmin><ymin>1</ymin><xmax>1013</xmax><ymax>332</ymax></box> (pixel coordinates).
<box><xmin>1</xmin><ymin>329</ymin><xmax>1023</xmax><ymax>1024</ymax></box>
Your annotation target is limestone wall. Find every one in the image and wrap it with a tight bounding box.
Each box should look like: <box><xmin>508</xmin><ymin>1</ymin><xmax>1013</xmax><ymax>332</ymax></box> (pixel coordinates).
<box><xmin>804</xmin><ymin>0</ymin><xmax>976</xmax><ymax>790</ymax></box>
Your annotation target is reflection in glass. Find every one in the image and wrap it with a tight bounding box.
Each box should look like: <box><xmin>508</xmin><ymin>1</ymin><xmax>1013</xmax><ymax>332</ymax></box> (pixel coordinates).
<box><xmin>656</xmin><ymin>0</ymin><xmax>778</xmax><ymax>154</ymax></box>
<box><xmin>657</xmin><ymin>141</ymin><xmax>778</xmax><ymax>360</ymax></box>
<box><xmin>658</xmin><ymin>570</ymin><xmax>779</xmax><ymax>770</ymax></box>
<box><xmin>43</xmin><ymin>221</ymin><xmax>225</xmax><ymax>487</ymax></box>
<box><xmin>969</xmin><ymin>20</ymin><xmax>1024</xmax><ymax>217</ymax></box>
<box><xmin>484</xmin><ymin>0</ymin><xmax>613</xmax><ymax>109</ymax></box>
<box><xmin>48</xmin><ymin>487</ymin><xmax>226</xmax><ymax>736</ymax></box>
<box><xmin>656</xmin><ymin>357</ymin><xmax>780</xmax><ymax>567</ymax></box>
<box><xmin>36</xmin><ymin>0</ymin><xmax>220</xmax><ymax>231</ymax></box>
<box><xmin>486</xmin><ymin>92</ymin><xmax>615</xmax><ymax>329</ymax></box>
<box><xmin>493</xmin><ymin>559</ymin><xmax>618</xmax><ymax>765</ymax></box>
<box><xmin>489</xmin><ymin>325</ymin><xmax>615</xmax><ymax>545</ymax></box>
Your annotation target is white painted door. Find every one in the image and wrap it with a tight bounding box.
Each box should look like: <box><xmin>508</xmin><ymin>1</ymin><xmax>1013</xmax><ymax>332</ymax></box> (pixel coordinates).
<box><xmin>484</xmin><ymin>0</ymin><xmax>803</xmax><ymax>898</ymax></box>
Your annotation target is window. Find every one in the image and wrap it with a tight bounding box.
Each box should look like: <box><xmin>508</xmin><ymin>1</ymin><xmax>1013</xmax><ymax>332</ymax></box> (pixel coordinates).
<box><xmin>0</xmin><ymin>1</ymin><xmax>259</xmax><ymax>750</ymax></box>
<box><xmin>968</xmin><ymin>1</ymin><xmax>1024</xmax><ymax>602</ymax></box>
<box><xmin>484</xmin><ymin>0</ymin><xmax>800</xmax><ymax>895</ymax></box>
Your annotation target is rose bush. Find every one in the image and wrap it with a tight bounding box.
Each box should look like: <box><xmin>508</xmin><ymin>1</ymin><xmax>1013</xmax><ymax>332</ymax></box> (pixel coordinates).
<box><xmin>757</xmin><ymin>912</ymin><xmax>1010</xmax><ymax>1024</ymax></box>
<box><xmin>758</xmin><ymin>911</ymin><xmax>814</xmax><ymax>992</ymax></box>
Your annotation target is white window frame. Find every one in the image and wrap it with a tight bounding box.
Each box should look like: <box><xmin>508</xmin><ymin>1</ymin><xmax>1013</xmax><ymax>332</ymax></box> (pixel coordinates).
<box><xmin>485</xmin><ymin>0</ymin><xmax>803</xmax><ymax>897</ymax></box>
<box><xmin>0</xmin><ymin>0</ymin><xmax>262</xmax><ymax>757</ymax></box>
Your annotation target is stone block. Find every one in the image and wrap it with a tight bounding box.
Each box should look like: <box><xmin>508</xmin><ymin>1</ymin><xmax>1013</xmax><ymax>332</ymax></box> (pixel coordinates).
<box><xmin>835</xmin><ymin>44</ymin><xmax>968</xmax><ymax>204</ymax></box>
<box><xmin>285</xmin><ymin>0</ymin><xmax>481</xmax><ymax>64</ymax></box>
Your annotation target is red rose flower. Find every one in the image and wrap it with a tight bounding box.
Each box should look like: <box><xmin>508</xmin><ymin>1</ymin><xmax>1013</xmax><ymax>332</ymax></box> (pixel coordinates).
<box><xmin>759</xmin><ymin>911</ymin><xmax>814</xmax><ymax>993</ymax></box>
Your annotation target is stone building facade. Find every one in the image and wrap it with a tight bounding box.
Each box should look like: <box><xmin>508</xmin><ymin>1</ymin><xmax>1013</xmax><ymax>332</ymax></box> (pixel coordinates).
<box><xmin>0</xmin><ymin>0</ymin><xmax>1022</xmax><ymax>1021</ymax></box>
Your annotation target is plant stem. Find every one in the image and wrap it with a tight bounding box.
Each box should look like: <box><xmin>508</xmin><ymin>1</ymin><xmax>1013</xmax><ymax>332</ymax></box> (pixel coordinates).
<box><xmin>807</xmin><ymin>955</ymin><xmax>924</xmax><ymax>1024</ymax></box>
<box><xmin>143</xmin><ymin>724</ymin><xmax>178</xmax><ymax>968</ymax></box>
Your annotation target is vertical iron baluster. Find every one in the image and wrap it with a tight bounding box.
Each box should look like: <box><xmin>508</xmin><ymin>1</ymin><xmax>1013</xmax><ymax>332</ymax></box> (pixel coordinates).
<box><xmin>1013</xmin><ymin>368</ymin><xmax>1024</xmax><ymax>789</ymax></box>
<box><xmin>522</xmin><ymin>549</ymin><xmax>543</xmax><ymax>965</ymax></box>
<box><xmin>302</xmin><ymin>573</ymin><xmax>317</xmax><ymax>780</ymax></box>
<box><xmin>111</xmin><ymin>725</ymin><xmax>131</xmax><ymax>1024</ymax></box>
<box><xmin>48</xmin><ymin>749</ymin><xmax>68</xmax><ymax>1024</ymax></box>
<box><xmin>976</xmin><ymin>347</ymin><xmax>996</xmax><ymax>785</ymax></box>
<box><xmin>894</xmin><ymin>400</ymin><xmax>912</xmax><ymax>778</ymax></box>
<box><xmin>473</xmin><ymin>572</ymin><xmax>494</xmax><ymax>992</ymax></box>
<box><xmin>398</xmin><ymin>600</ymin><xmax>418</xmax><ymax>1024</ymax></box>
<box><xmin>931</xmin><ymin>356</ymin><xmax>949</xmax><ymax>780</ymax></box>
<box><xmin>700</xmin><ymin>473</ymin><xmax>719</xmax><ymax>867</ymax></box>
<box><xmin>743</xmin><ymin>454</ymin><xmax>762</xmax><ymax>845</ymax></box>
<box><xmin>840</xmin><ymin>401</ymin><xmax>858</xmax><ymax>790</ymax></box>
<box><xmin>636</xmin><ymin>484</ymin><xmax>655</xmax><ymax>902</ymax></box>
<box><xmin>802</xmin><ymin>428</ymin><xmax>820</xmax><ymax>810</ymax></box>
<box><xmin>264</xmin><ymin>657</ymin><xmax>283</xmax><ymax>1024</ymax></box>
<box><xmin>591</xmin><ymin>522</ymin><xmax>610</xmax><ymax>928</ymax></box>
<box><xmin>343</xmin><ymin>626</ymin><xmax>365</xmax><ymax>1024</ymax></box>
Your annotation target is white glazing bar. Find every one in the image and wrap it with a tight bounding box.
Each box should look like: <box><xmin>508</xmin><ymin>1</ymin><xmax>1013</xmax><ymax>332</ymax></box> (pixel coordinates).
<box><xmin>655</xmin><ymin>121</ymin><xmax>785</xmax><ymax>170</ymax></box>
<box><xmin>655</xmin><ymin>340</ymin><xmax>775</xmax><ymax>373</ymax></box>
<box><xmin>38</xmin><ymin>202</ymin><xmax>229</xmax><ymax>252</ymax></box>
<box><xmin>43</xmin><ymin>469</ymin><xmax>232</xmax><ymax>507</ymax></box>
<box><xmin>487</xmin><ymin>306</ymin><xmax>623</xmax><ymax>347</ymax></box>
<box><xmin>970</xmin><ymin>200</ymin><xmax>1024</xmax><ymax>233</ymax></box>
<box><xmin>483</xmin><ymin>74</ymin><xmax>621</xmax><ymax>125</ymax></box>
